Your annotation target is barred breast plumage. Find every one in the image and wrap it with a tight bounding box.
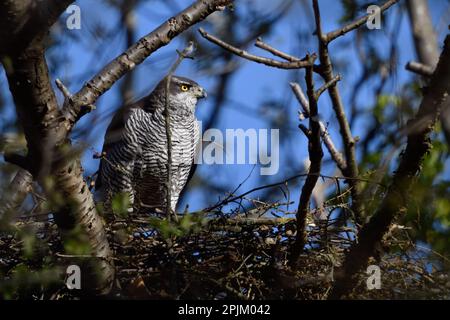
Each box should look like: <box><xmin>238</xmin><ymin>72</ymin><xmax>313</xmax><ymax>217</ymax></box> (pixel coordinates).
<box><xmin>96</xmin><ymin>76</ymin><xmax>206</xmax><ymax>215</ymax></box>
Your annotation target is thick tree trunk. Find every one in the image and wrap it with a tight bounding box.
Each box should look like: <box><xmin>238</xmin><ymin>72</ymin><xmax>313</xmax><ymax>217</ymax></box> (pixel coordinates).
<box><xmin>1</xmin><ymin>0</ymin><xmax>234</xmax><ymax>294</ymax></box>
<box><xmin>1</xmin><ymin>0</ymin><xmax>115</xmax><ymax>294</ymax></box>
<box><xmin>3</xmin><ymin>40</ymin><xmax>116</xmax><ymax>295</ymax></box>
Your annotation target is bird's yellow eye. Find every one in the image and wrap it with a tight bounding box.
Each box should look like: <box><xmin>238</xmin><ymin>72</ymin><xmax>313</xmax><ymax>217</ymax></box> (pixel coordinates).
<box><xmin>180</xmin><ymin>85</ymin><xmax>189</xmax><ymax>92</ymax></box>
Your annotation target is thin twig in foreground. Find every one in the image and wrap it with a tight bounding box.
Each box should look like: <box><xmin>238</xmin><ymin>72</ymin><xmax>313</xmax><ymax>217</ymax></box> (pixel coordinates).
<box><xmin>164</xmin><ymin>41</ymin><xmax>195</xmax><ymax>222</ymax></box>
<box><xmin>203</xmin><ymin>172</ymin><xmax>387</xmax><ymax>214</ymax></box>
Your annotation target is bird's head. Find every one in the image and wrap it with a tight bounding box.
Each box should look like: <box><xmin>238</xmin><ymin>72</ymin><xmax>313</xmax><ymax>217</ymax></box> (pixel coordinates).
<box><xmin>156</xmin><ymin>75</ymin><xmax>206</xmax><ymax>115</ymax></box>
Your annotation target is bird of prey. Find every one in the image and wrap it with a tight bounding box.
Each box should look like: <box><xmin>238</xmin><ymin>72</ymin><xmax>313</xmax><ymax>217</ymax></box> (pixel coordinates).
<box><xmin>96</xmin><ymin>76</ymin><xmax>206</xmax><ymax>216</ymax></box>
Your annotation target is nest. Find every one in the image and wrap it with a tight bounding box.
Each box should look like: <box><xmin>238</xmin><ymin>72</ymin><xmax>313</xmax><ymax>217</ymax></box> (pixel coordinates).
<box><xmin>1</xmin><ymin>207</ymin><xmax>449</xmax><ymax>300</ymax></box>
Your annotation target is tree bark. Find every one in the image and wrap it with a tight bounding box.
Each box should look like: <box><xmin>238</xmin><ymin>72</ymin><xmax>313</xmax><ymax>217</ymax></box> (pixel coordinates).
<box><xmin>406</xmin><ymin>0</ymin><xmax>450</xmax><ymax>149</ymax></box>
<box><xmin>0</xmin><ymin>169</ymin><xmax>33</xmax><ymax>223</ymax></box>
<box><xmin>1</xmin><ymin>0</ymin><xmax>234</xmax><ymax>294</ymax></box>
<box><xmin>406</xmin><ymin>0</ymin><xmax>440</xmax><ymax>66</ymax></box>
<box><xmin>329</xmin><ymin>34</ymin><xmax>450</xmax><ymax>300</ymax></box>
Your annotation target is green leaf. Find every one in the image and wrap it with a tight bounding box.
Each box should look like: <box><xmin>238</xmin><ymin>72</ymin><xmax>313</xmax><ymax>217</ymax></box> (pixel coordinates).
<box><xmin>111</xmin><ymin>192</ymin><xmax>131</xmax><ymax>218</ymax></box>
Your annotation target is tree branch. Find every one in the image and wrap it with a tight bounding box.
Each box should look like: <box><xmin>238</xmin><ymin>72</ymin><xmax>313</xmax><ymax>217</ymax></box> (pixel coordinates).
<box><xmin>406</xmin><ymin>0</ymin><xmax>440</xmax><ymax>67</ymax></box>
<box><xmin>2</xmin><ymin>0</ymin><xmax>235</xmax><ymax>294</ymax></box>
<box><xmin>325</xmin><ymin>0</ymin><xmax>399</xmax><ymax>43</ymax></box>
<box><xmin>329</xmin><ymin>34</ymin><xmax>450</xmax><ymax>300</ymax></box>
<box><xmin>290</xmin><ymin>57</ymin><xmax>324</xmax><ymax>262</ymax></box>
<box><xmin>0</xmin><ymin>0</ymin><xmax>74</xmax><ymax>54</ymax></box>
<box><xmin>312</xmin><ymin>0</ymin><xmax>363</xmax><ymax>224</ymax></box>
<box><xmin>405</xmin><ymin>0</ymin><xmax>450</xmax><ymax>149</ymax></box>
<box><xmin>315</xmin><ymin>74</ymin><xmax>341</xmax><ymax>100</ymax></box>
<box><xmin>63</xmin><ymin>0</ymin><xmax>233</xmax><ymax>129</ymax></box>
<box><xmin>291</xmin><ymin>82</ymin><xmax>347</xmax><ymax>172</ymax></box>
<box><xmin>198</xmin><ymin>28</ymin><xmax>313</xmax><ymax>69</ymax></box>
<box><xmin>405</xmin><ymin>61</ymin><xmax>434</xmax><ymax>77</ymax></box>
<box><xmin>255</xmin><ymin>37</ymin><xmax>302</xmax><ymax>62</ymax></box>
<box><xmin>0</xmin><ymin>169</ymin><xmax>33</xmax><ymax>223</ymax></box>
<box><xmin>3</xmin><ymin>40</ymin><xmax>116</xmax><ymax>294</ymax></box>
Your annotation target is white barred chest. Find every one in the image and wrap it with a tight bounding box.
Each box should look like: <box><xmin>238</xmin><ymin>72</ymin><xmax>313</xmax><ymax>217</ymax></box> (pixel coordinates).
<box><xmin>130</xmin><ymin>108</ymin><xmax>199</xmax><ymax>184</ymax></box>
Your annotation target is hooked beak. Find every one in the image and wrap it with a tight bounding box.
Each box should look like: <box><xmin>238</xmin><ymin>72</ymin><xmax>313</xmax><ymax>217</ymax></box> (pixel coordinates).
<box><xmin>196</xmin><ymin>87</ymin><xmax>207</xmax><ymax>99</ymax></box>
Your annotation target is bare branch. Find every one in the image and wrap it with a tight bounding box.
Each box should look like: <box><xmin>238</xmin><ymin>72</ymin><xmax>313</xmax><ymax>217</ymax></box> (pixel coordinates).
<box><xmin>198</xmin><ymin>28</ymin><xmax>313</xmax><ymax>69</ymax></box>
<box><xmin>312</xmin><ymin>0</ymin><xmax>363</xmax><ymax>224</ymax></box>
<box><xmin>298</xmin><ymin>123</ymin><xmax>311</xmax><ymax>138</ymax></box>
<box><xmin>325</xmin><ymin>0</ymin><xmax>399</xmax><ymax>43</ymax></box>
<box><xmin>0</xmin><ymin>169</ymin><xmax>33</xmax><ymax>222</ymax></box>
<box><xmin>406</xmin><ymin>0</ymin><xmax>440</xmax><ymax>67</ymax></box>
<box><xmin>291</xmin><ymin>82</ymin><xmax>346</xmax><ymax>170</ymax></box>
<box><xmin>255</xmin><ymin>37</ymin><xmax>302</xmax><ymax>62</ymax></box>
<box><xmin>63</xmin><ymin>0</ymin><xmax>233</xmax><ymax>128</ymax></box>
<box><xmin>312</xmin><ymin>0</ymin><xmax>325</xmax><ymax>42</ymax></box>
<box><xmin>329</xmin><ymin>34</ymin><xmax>450</xmax><ymax>300</ymax></box>
<box><xmin>315</xmin><ymin>74</ymin><xmax>341</xmax><ymax>100</ymax></box>
<box><xmin>406</xmin><ymin>0</ymin><xmax>450</xmax><ymax>154</ymax></box>
<box><xmin>204</xmin><ymin>172</ymin><xmax>385</xmax><ymax>214</ymax></box>
<box><xmin>405</xmin><ymin>61</ymin><xmax>434</xmax><ymax>77</ymax></box>
<box><xmin>291</xmin><ymin>82</ymin><xmax>347</xmax><ymax>172</ymax></box>
<box><xmin>291</xmin><ymin>60</ymin><xmax>324</xmax><ymax>262</ymax></box>
<box><xmin>290</xmin><ymin>82</ymin><xmax>310</xmax><ymax>115</ymax></box>
<box><xmin>55</xmin><ymin>78</ymin><xmax>73</xmax><ymax>100</ymax></box>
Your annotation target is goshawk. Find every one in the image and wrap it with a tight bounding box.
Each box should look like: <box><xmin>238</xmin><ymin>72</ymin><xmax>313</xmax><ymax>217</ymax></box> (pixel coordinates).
<box><xmin>96</xmin><ymin>76</ymin><xmax>206</xmax><ymax>215</ymax></box>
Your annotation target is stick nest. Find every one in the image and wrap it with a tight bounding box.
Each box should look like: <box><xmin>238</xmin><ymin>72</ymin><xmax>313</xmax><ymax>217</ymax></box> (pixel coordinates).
<box><xmin>1</xmin><ymin>206</ymin><xmax>449</xmax><ymax>299</ymax></box>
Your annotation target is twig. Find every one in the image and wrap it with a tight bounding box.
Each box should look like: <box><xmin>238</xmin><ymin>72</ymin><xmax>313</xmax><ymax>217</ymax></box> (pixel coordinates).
<box><xmin>405</xmin><ymin>61</ymin><xmax>434</xmax><ymax>77</ymax></box>
<box><xmin>315</xmin><ymin>74</ymin><xmax>341</xmax><ymax>100</ymax></box>
<box><xmin>291</xmin><ymin>82</ymin><xmax>310</xmax><ymax>116</ymax></box>
<box><xmin>290</xmin><ymin>82</ymin><xmax>347</xmax><ymax>172</ymax></box>
<box><xmin>298</xmin><ymin>123</ymin><xmax>311</xmax><ymax>138</ymax></box>
<box><xmin>325</xmin><ymin>0</ymin><xmax>399</xmax><ymax>43</ymax></box>
<box><xmin>204</xmin><ymin>173</ymin><xmax>387</xmax><ymax>213</ymax></box>
<box><xmin>290</xmin><ymin>59</ymin><xmax>324</xmax><ymax>263</ymax></box>
<box><xmin>56</xmin><ymin>253</ymin><xmax>115</xmax><ymax>261</ymax></box>
<box><xmin>164</xmin><ymin>42</ymin><xmax>195</xmax><ymax>222</ymax></box>
<box><xmin>255</xmin><ymin>37</ymin><xmax>302</xmax><ymax>62</ymax></box>
<box><xmin>56</xmin><ymin>79</ymin><xmax>96</xmax><ymax>119</ymax></box>
<box><xmin>55</xmin><ymin>79</ymin><xmax>72</xmax><ymax>100</ymax></box>
<box><xmin>198</xmin><ymin>28</ymin><xmax>312</xmax><ymax>69</ymax></box>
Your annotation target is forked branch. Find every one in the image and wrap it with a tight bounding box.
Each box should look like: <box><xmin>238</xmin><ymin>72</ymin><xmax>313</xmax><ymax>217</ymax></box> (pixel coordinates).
<box><xmin>198</xmin><ymin>28</ymin><xmax>313</xmax><ymax>69</ymax></box>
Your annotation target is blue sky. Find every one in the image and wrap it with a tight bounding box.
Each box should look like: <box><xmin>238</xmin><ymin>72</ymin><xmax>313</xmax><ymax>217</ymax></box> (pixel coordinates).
<box><xmin>1</xmin><ymin>0</ymin><xmax>449</xmax><ymax>212</ymax></box>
